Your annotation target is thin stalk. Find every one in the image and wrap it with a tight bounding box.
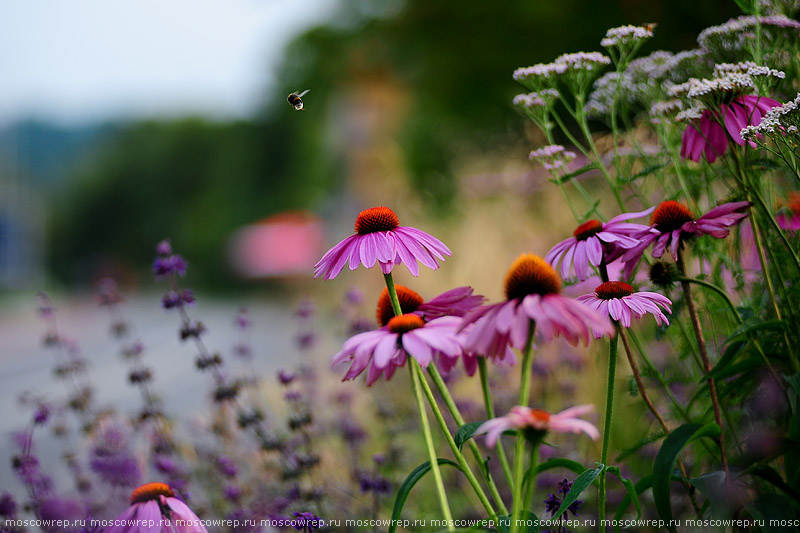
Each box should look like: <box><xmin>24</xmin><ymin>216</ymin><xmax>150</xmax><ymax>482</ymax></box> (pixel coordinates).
<box><xmin>511</xmin><ymin>325</ymin><xmax>536</xmax><ymax>533</ymax></box>
<box><xmin>428</xmin><ymin>365</ymin><xmax>509</xmax><ymax>515</ymax></box>
<box><xmin>680</xmin><ymin>277</ymin><xmax>783</xmax><ymax>388</ymax></box>
<box><xmin>416</xmin><ymin>364</ymin><xmax>498</xmax><ymax>521</ymax></box>
<box><xmin>384</xmin><ymin>273</ymin><xmax>453</xmax><ymax>527</ymax></box>
<box><xmin>677</xmin><ymin>254</ymin><xmax>730</xmax><ymax>479</ymax></box>
<box><xmin>618</xmin><ymin>327</ymin><xmax>669</xmax><ymax>433</ymax></box>
<box><xmin>409</xmin><ymin>360</ymin><xmax>455</xmax><ymax>529</ymax></box>
<box><xmin>598</xmin><ymin>329</ymin><xmax>618</xmax><ymax>533</ymax></box>
<box><xmin>478</xmin><ymin>358</ymin><xmax>515</xmax><ymax>491</ymax></box>
<box><xmin>523</xmin><ymin>442</ymin><xmax>541</xmax><ymax>513</ymax></box>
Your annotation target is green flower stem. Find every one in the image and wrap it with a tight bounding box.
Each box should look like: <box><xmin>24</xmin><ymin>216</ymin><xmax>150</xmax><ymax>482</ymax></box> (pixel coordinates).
<box><xmin>408</xmin><ymin>360</ymin><xmax>455</xmax><ymax>530</ymax></box>
<box><xmin>427</xmin><ymin>365</ymin><xmax>509</xmax><ymax>515</ymax></box>
<box><xmin>478</xmin><ymin>357</ymin><xmax>515</xmax><ymax>491</ymax></box>
<box><xmin>677</xmin><ymin>254</ymin><xmax>730</xmax><ymax>480</ymax></box>
<box><xmin>384</xmin><ymin>273</ymin><xmax>453</xmax><ymax>528</ymax></box>
<box><xmin>416</xmin><ymin>364</ymin><xmax>498</xmax><ymax>521</ymax></box>
<box><xmin>598</xmin><ymin>327</ymin><xmax>618</xmax><ymax>533</ymax></box>
<box><xmin>510</xmin><ymin>324</ymin><xmax>536</xmax><ymax>533</ymax></box>
<box><xmin>522</xmin><ymin>442</ymin><xmax>541</xmax><ymax>513</ymax></box>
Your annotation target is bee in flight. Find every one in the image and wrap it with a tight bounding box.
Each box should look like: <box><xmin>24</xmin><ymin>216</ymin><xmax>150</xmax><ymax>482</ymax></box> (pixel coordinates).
<box><xmin>287</xmin><ymin>89</ymin><xmax>310</xmax><ymax>111</ymax></box>
<box><xmin>641</xmin><ymin>22</ymin><xmax>657</xmax><ymax>32</ymax></box>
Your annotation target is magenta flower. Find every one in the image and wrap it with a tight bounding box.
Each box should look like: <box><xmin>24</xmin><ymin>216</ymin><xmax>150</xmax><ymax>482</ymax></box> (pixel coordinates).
<box><xmin>622</xmin><ymin>200</ymin><xmax>751</xmax><ymax>269</ymax></box>
<box><xmin>314</xmin><ymin>206</ymin><xmax>451</xmax><ymax>280</ymax></box>
<box><xmin>681</xmin><ymin>95</ymin><xmax>781</xmax><ymax>163</ymax></box>
<box><xmin>577</xmin><ymin>281</ymin><xmax>671</xmax><ymax>337</ymax></box>
<box><xmin>106</xmin><ymin>482</ymin><xmax>207</xmax><ymax>533</ymax></box>
<box><xmin>476</xmin><ymin>405</ymin><xmax>599</xmax><ymax>448</ymax></box>
<box><xmin>460</xmin><ymin>254</ymin><xmax>614</xmax><ymax>360</ymax></box>
<box><xmin>375</xmin><ymin>284</ymin><xmax>484</xmax><ymax>327</ymax></box>
<box><xmin>332</xmin><ymin>315</ymin><xmax>463</xmax><ymax>386</ymax></box>
<box><xmin>545</xmin><ymin>208</ymin><xmax>654</xmax><ymax>280</ymax></box>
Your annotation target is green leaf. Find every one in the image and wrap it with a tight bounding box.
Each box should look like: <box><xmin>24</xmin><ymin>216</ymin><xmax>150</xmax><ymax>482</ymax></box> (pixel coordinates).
<box><xmin>617</xmin><ymin>161</ymin><xmax>670</xmax><ymax>184</ymax></box>
<box><xmin>614</xmin><ymin>431</ymin><xmax>667</xmax><ymax>462</ymax></box>
<box><xmin>614</xmin><ymin>475</ymin><xmax>652</xmax><ymax>530</ymax></box>
<box><xmin>606</xmin><ymin>466</ymin><xmax>641</xmax><ymax>520</ymax></box>
<box><xmin>725</xmin><ymin>318</ymin><xmax>786</xmax><ymax>343</ymax></box>
<box><xmin>455</xmin><ymin>421</ymin><xmax>485</xmax><ymax>450</ymax></box>
<box><xmin>746</xmin><ymin>494</ymin><xmax>796</xmax><ymax>532</ymax></box>
<box><xmin>690</xmin><ymin>471</ymin><xmax>729</xmax><ymax>518</ymax></box>
<box><xmin>652</xmin><ymin>423</ymin><xmax>721</xmax><ymax>532</ymax></box>
<box><xmin>552</xmin><ymin>465</ymin><xmax>603</xmax><ymax>520</ymax></box>
<box><xmin>549</xmin><ymin>162</ymin><xmax>598</xmax><ymax>185</ymax></box>
<box><xmin>389</xmin><ymin>459</ymin><xmax>462</xmax><ymax>533</ymax></box>
<box><xmin>522</xmin><ymin>458</ymin><xmax>601</xmax><ymax>490</ymax></box>
<box><xmin>786</xmin><ymin>372</ymin><xmax>800</xmax><ymax>431</ymax></box>
<box><xmin>700</xmin><ymin>339</ymin><xmax>746</xmax><ymax>382</ymax></box>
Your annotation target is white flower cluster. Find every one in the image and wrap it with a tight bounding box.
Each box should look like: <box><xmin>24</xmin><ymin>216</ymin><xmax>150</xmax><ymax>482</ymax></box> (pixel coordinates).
<box><xmin>667</xmin><ymin>79</ymin><xmax>702</xmax><ymax>98</ymax></box>
<box><xmin>650</xmin><ymin>99</ymin><xmax>684</xmax><ymax>117</ymax></box>
<box><xmin>686</xmin><ymin>73</ymin><xmax>755</xmax><ymax>97</ymax></box>
<box><xmin>698</xmin><ymin>15</ymin><xmax>800</xmax><ymax>50</ymax></box>
<box><xmin>513</xmin><ymin>63</ymin><xmax>568</xmax><ymax>82</ymax></box>
<box><xmin>600</xmin><ymin>25</ymin><xmax>654</xmax><ymax>47</ymax></box>
<box><xmin>513</xmin><ymin>89</ymin><xmax>559</xmax><ymax>108</ymax></box>
<box><xmin>741</xmin><ymin>93</ymin><xmax>800</xmax><ymax>140</ymax></box>
<box><xmin>554</xmin><ymin>52</ymin><xmax>611</xmax><ymax>71</ymax></box>
<box><xmin>747</xmin><ymin>65</ymin><xmax>786</xmax><ymax>79</ymax></box>
<box><xmin>714</xmin><ymin>61</ymin><xmax>758</xmax><ymax>75</ymax></box>
<box><xmin>529</xmin><ymin>144</ymin><xmax>577</xmax><ymax>171</ymax></box>
<box><xmin>675</xmin><ymin>107</ymin><xmax>705</xmax><ymax>122</ymax></box>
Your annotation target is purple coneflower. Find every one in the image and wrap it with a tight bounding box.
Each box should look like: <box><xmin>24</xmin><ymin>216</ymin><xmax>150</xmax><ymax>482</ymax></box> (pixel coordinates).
<box><xmin>374</xmin><ymin>285</ymin><xmax>484</xmax><ymax>326</ymax></box>
<box><xmin>681</xmin><ymin>95</ymin><xmax>781</xmax><ymax>162</ymax></box>
<box><xmin>577</xmin><ymin>281</ymin><xmax>671</xmax><ymax>337</ymax></box>
<box><xmin>623</xmin><ymin>200</ymin><xmax>751</xmax><ymax>266</ymax></box>
<box><xmin>331</xmin><ymin>315</ymin><xmax>463</xmax><ymax>386</ymax></box>
<box><xmin>460</xmin><ymin>254</ymin><xmax>614</xmax><ymax>360</ymax></box>
<box><xmin>545</xmin><ymin>209</ymin><xmax>653</xmax><ymax>280</ymax></box>
<box><xmin>314</xmin><ymin>207</ymin><xmax>451</xmax><ymax>280</ymax></box>
<box><xmin>477</xmin><ymin>405</ymin><xmax>599</xmax><ymax>448</ymax></box>
<box><xmin>106</xmin><ymin>483</ymin><xmax>207</xmax><ymax>533</ymax></box>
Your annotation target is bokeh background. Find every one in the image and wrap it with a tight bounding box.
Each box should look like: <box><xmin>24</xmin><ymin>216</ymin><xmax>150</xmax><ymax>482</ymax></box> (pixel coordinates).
<box><xmin>0</xmin><ymin>0</ymin><xmax>740</xmax><ymax>500</ymax></box>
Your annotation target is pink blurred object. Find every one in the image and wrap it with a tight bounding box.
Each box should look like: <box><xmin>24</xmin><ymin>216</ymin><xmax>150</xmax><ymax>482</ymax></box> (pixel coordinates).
<box><xmin>229</xmin><ymin>211</ymin><xmax>324</xmax><ymax>278</ymax></box>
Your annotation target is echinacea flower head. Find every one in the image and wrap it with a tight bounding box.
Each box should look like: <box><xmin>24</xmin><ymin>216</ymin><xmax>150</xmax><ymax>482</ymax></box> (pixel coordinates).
<box><xmin>622</xmin><ymin>200</ymin><xmax>751</xmax><ymax>266</ymax></box>
<box><xmin>106</xmin><ymin>482</ymin><xmax>207</xmax><ymax>533</ymax></box>
<box><xmin>476</xmin><ymin>405</ymin><xmax>599</xmax><ymax>448</ymax></box>
<box><xmin>577</xmin><ymin>281</ymin><xmax>672</xmax><ymax>337</ymax></box>
<box><xmin>545</xmin><ymin>208</ymin><xmax>654</xmax><ymax>281</ymax></box>
<box><xmin>680</xmin><ymin>95</ymin><xmax>782</xmax><ymax>162</ymax></box>
<box><xmin>460</xmin><ymin>254</ymin><xmax>614</xmax><ymax>360</ymax></box>
<box><xmin>374</xmin><ymin>285</ymin><xmax>484</xmax><ymax>326</ymax></box>
<box><xmin>332</xmin><ymin>315</ymin><xmax>463</xmax><ymax>386</ymax></box>
<box><xmin>313</xmin><ymin>207</ymin><xmax>451</xmax><ymax>280</ymax></box>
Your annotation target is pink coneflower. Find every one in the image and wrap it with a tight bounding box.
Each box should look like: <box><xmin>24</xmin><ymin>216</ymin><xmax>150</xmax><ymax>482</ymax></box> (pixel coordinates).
<box><xmin>777</xmin><ymin>192</ymin><xmax>800</xmax><ymax>231</ymax></box>
<box><xmin>313</xmin><ymin>207</ymin><xmax>451</xmax><ymax>280</ymax></box>
<box><xmin>477</xmin><ymin>405</ymin><xmax>599</xmax><ymax>448</ymax></box>
<box><xmin>374</xmin><ymin>285</ymin><xmax>484</xmax><ymax>326</ymax></box>
<box><xmin>681</xmin><ymin>95</ymin><xmax>781</xmax><ymax>163</ymax></box>
<box><xmin>577</xmin><ymin>281</ymin><xmax>671</xmax><ymax>337</ymax></box>
<box><xmin>545</xmin><ymin>209</ymin><xmax>654</xmax><ymax>280</ymax></box>
<box><xmin>332</xmin><ymin>315</ymin><xmax>463</xmax><ymax>386</ymax></box>
<box><xmin>622</xmin><ymin>200</ymin><xmax>751</xmax><ymax>268</ymax></box>
<box><xmin>460</xmin><ymin>254</ymin><xmax>614</xmax><ymax>360</ymax></box>
<box><xmin>106</xmin><ymin>482</ymin><xmax>207</xmax><ymax>533</ymax></box>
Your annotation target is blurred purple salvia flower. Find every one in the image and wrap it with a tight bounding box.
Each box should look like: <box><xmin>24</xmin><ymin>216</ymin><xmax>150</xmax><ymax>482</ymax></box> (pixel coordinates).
<box><xmin>0</xmin><ymin>493</ymin><xmax>16</xmax><ymax>517</ymax></box>
<box><xmin>278</xmin><ymin>370</ymin><xmax>297</xmax><ymax>386</ymax></box>
<box><xmin>217</xmin><ymin>456</ymin><xmax>238</xmax><ymax>478</ymax></box>
<box><xmin>156</xmin><ymin>240</ymin><xmax>173</xmax><ymax>256</ymax></box>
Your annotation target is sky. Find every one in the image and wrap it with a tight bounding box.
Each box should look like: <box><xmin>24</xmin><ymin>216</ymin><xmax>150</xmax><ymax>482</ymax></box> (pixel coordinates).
<box><xmin>0</xmin><ymin>0</ymin><xmax>338</xmax><ymax>127</ymax></box>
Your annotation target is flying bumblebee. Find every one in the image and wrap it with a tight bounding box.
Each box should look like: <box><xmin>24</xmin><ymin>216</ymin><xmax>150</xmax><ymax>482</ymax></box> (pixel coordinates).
<box><xmin>287</xmin><ymin>89</ymin><xmax>310</xmax><ymax>111</ymax></box>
